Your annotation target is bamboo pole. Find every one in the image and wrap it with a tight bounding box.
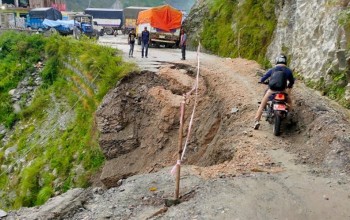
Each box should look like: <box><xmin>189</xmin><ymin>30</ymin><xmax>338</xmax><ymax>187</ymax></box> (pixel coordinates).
<box><xmin>175</xmin><ymin>95</ymin><xmax>186</xmax><ymax>200</ymax></box>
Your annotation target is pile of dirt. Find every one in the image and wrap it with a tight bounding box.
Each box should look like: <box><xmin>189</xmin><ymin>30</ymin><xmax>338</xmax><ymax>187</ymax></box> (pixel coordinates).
<box><xmin>281</xmin><ymin>83</ymin><xmax>350</xmax><ymax>176</ymax></box>
<box><xmin>95</xmin><ymin>61</ymin><xmax>281</xmax><ymax>188</ymax></box>
<box><xmin>94</xmin><ymin>53</ymin><xmax>350</xmax><ymax>191</ymax></box>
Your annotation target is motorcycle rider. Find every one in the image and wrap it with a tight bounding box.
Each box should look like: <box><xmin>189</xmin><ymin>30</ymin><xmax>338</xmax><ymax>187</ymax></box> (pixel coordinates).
<box><xmin>254</xmin><ymin>54</ymin><xmax>295</xmax><ymax>130</ymax></box>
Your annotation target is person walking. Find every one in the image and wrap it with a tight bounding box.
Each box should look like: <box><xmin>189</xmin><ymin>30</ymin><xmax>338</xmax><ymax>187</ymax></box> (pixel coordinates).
<box><xmin>128</xmin><ymin>29</ymin><xmax>136</xmax><ymax>57</ymax></box>
<box><xmin>141</xmin><ymin>27</ymin><xmax>150</xmax><ymax>58</ymax></box>
<box><xmin>180</xmin><ymin>29</ymin><xmax>187</xmax><ymax>60</ymax></box>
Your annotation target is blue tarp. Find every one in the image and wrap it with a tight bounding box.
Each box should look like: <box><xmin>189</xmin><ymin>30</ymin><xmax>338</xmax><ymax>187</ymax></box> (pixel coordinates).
<box><xmin>42</xmin><ymin>19</ymin><xmax>74</xmax><ymax>29</ymax></box>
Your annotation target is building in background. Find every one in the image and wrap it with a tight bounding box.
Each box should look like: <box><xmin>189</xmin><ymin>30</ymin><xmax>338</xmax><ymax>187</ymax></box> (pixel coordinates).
<box><xmin>0</xmin><ymin>0</ymin><xmax>66</xmax><ymax>28</ymax></box>
<box><xmin>0</xmin><ymin>0</ymin><xmax>65</xmax><ymax>9</ymax></box>
<box><xmin>29</xmin><ymin>0</ymin><xmax>66</xmax><ymax>11</ymax></box>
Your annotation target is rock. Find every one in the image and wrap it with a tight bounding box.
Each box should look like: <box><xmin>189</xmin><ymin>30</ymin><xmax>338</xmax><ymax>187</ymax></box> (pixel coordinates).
<box><xmin>231</xmin><ymin>107</ymin><xmax>239</xmax><ymax>113</ymax></box>
<box><xmin>13</xmin><ymin>103</ymin><xmax>21</xmax><ymax>113</ymax></box>
<box><xmin>345</xmin><ymin>83</ymin><xmax>350</xmax><ymax>101</ymax></box>
<box><xmin>93</xmin><ymin>187</ymin><xmax>104</xmax><ymax>195</ymax></box>
<box><xmin>117</xmin><ymin>179</ymin><xmax>124</xmax><ymax>186</ymax></box>
<box><xmin>0</xmin><ymin>124</ymin><xmax>6</xmax><ymax>135</ymax></box>
<box><xmin>5</xmin><ymin>188</ymin><xmax>87</xmax><ymax>219</ymax></box>
<box><xmin>179</xmin><ymin>69</ymin><xmax>187</xmax><ymax>74</ymax></box>
<box><xmin>5</xmin><ymin>146</ymin><xmax>17</xmax><ymax>158</ymax></box>
<box><xmin>336</xmin><ymin>50</ymin><xmax>347</xmax><ymax>71</ymax></box>
<box><xmin>8</xmin><ymin>89</ymin><xmax>16</xmax><ymax>96</ymax></box>
<box><xmin>0</xmin><ymin>209</ymin><xmax>7</xmax><ymax>218</ymax></box>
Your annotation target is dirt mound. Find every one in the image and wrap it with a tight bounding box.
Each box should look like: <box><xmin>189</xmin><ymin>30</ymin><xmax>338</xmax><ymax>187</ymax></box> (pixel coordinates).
<box><xmin>281</xmin><ymin>84</ymin><xmax>350</xmax><ymax>176</ymax></box>
<box><xmin>96</xmin><ymin>55</ymin><xmax>350</xmax><ymax>189</ymax></box>
<box><xmin>96</xmin><ymin>62</ymin><xmax>279</xmax><ymax>187</ymax></box>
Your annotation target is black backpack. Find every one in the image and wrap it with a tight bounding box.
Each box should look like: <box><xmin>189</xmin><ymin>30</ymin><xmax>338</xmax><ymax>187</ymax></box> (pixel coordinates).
<box><xmin>268</xmin><ymin>70</ymin><xmax>287</xmax><ymax>91</ymax></box>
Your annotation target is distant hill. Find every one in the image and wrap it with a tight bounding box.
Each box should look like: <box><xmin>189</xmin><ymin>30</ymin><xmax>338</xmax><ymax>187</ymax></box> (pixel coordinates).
<box><xmin>66</xmin><ymin>0</ymin><xmax>195</xmax><ymax>13</ymax></box>
<box><xmin>66</xmin><ymin>0</ymin><xmax>116</xmax><ymax>11</ymax></box>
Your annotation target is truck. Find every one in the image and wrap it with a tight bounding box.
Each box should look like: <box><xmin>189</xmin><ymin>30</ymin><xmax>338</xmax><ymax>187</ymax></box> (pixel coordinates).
<box><xmin>123</xmin><ymin>6</ymin><xmax>150</xmax><ymax>34</ymax></box>
<box><xmin>72</xmin><ymin>14</ymin><xmax>100</xmax><ymax>40</ymax></box>
<box><xmin>136</xmin><ymin>5</ymin><xmax>182</xmax><ymax>48</ymax></box>
<box><xmin>84</xmin><ymin>8</ymin><xmax>124</xmax><ymax>35</ymax></box>
<box><xmin>26</xmin><ymin>7</ymin><xmax>72</xmax><ymax>34</ymax></box>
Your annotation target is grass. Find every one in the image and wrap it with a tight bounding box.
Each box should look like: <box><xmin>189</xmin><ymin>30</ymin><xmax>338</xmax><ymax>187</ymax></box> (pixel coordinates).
<box><xmin>0</xmin><ymin>32</ymin><xmax>46</xmax><ymax>128</ymax></box>
<box><xmin>0</xmin><ymin>32</ymin><xmax>136</xmax><ymax>209</ymax></box>
<box><xmin>200</xmin><ymin>0</ymin><xmax>276</xmax><ymax>68</ymax></box>
<box><xmin>306</xmin><ymin>70</ymin><xmax>349</xmax><ymax>108</ymax></box>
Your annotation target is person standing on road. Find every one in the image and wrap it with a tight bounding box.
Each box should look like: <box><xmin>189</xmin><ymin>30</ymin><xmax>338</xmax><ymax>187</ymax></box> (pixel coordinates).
<box><xmin>180</xmin><ymin>29</ymin><xmax>187</xmax><ymax>60</ymax></box>
<box><xmin>141</xmin><ymin>27</ymin><xmax>150</xmax><ymax>58</ymax></box>
<box><xmin>128</xmin><ymin>29</ymin><xmax>136</xmax><ymax>57</ymax></box>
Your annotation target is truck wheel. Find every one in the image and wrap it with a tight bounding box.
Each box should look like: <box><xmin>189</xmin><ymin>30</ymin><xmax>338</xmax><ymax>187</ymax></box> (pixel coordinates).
<box><xmin>105</xmin><ymin>28</ymin><xmax>114</xmax><ymax>35</ymax></box>
<box><xmin>49</xmin><ymin>28</ymin><xmax>58</xmax><ymax>35</ymax></box>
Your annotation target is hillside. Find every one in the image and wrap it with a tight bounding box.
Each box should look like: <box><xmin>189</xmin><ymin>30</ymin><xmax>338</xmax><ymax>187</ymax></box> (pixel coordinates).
<box><xmin>184</xmin><ymin>0</ymin><xmax>350</xmax><ymax>109</ymax></box>
<box><xmin>0</xmin><ymin>32</ymin><xmax>135</xmax><ymax>210</ymax></box>
<box><xmin>66</xmin><ymin>0</ymin><xmax>195</xmax><ymax>12</ymax></box>
<box><xmin>66</xmin><ymin>0</ymin><xmax>116</xmax><ymax>11</ymax></box>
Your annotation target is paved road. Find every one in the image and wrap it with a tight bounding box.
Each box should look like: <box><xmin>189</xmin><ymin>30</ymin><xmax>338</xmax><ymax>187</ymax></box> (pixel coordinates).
<box><xmin>99</xmin><ymin>34</ymin><xmax>199</xmax><ymax>72</ymax></box>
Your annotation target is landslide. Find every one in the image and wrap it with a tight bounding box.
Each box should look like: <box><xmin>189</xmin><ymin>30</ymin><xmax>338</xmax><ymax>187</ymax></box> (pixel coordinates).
<box><xmin>5</xmin><ymin>55</ymin><xmax>350</xmax><ymax>220</ymax></box>
<box><xmin>96</xmin><ymin>56</ymin><xmax>350</xmax><ymax>189</ymax></box>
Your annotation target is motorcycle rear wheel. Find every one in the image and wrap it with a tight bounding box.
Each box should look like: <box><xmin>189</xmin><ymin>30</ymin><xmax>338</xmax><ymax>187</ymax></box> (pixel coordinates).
<box><xmin>273</xmin><ymin>115</ymin><xmax>281</xmax><ymax>136</ymax></box>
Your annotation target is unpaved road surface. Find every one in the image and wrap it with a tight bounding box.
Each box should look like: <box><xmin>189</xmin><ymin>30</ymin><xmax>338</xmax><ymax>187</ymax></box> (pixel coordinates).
<box><xmin>6</xmin><ymin>35</ymin><xmax>350</xmax><ymax>220</ymax></box>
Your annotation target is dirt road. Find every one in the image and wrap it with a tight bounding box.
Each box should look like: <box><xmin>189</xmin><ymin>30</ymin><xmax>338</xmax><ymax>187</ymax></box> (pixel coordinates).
<box><xmin>6</xmin><ymin>35</ymin><xmax>350</xmax><ymax>220</ymax></box>
<box><xmin>96</xmin><ymin>35</ymin><xmax>350</xmax><ymax>219</ymax></box>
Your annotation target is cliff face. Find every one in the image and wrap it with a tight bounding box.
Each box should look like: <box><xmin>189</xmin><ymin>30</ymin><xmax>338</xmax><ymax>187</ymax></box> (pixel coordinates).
<box><xmin>186</xmin><ymin>0</ymin><xmax>350</xmax><ymax>106</ymax></box>
<box><xmin>267</xmin><ymin>0</ymin><xmax>349</xmax><ymax>79</ymax></box>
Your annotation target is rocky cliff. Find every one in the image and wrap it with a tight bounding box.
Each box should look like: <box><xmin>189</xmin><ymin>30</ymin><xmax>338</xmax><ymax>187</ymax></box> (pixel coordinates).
<box><xmin>186</xmin><ymin>0</ymin><xmax>350</xmax><ymax>106</ymax></box>
<box><xmin>267</xmin><ymin>0</ymin><xmax>349</xmax><ymax>78</ymax></box>
<box><xmin>268</xmin><ymin>0</ymin><xmax>350</xmax><ymax>104</ymax></box>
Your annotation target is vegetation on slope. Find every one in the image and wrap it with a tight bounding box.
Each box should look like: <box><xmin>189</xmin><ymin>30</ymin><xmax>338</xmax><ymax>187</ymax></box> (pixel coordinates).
<box><xmin>120</xmin><ymin>0</ymin><xmax>164</xmax><ymax>8</ymax></box>
<box><xmin>0</xmin><ymin>32</ymin><xmax>45</xmax><ymax>128</ymax></box>
<box><xmin>67</xmin><ymin>0</ymin><xmax>167</xmax><ymax>11</ymax></box>
<box><xmin>66</xmin><ymin>0</ymin><xmax>116</xmax><ymax>11</ymax></box>
<box><xmin>0</xmin><ymin>32</ymin><xmax>135</xmax><ymax>209</ymax></box>
<box><xmin>200</xmin><ymin>0</ymin><xmax>276</xmax><ymax>67</ymax></box>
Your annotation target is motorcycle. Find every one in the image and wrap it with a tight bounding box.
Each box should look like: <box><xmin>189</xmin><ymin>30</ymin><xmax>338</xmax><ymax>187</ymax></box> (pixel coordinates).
<box><xmin>259</xmin><ymin>82</ymin><xmax>289</xmax><ymax>136</ymax></box>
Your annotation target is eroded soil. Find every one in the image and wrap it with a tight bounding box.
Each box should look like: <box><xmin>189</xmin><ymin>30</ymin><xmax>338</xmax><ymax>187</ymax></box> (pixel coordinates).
<box><xmin>5</xmin><ymin>35</ymin><xmax>350</xmax><ymax>220</ymax></box>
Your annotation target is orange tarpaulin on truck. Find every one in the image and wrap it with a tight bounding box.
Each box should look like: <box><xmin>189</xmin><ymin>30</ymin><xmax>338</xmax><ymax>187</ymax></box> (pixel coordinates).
<box><xmin>136</xmin><ymin>5</ymin><xmax>182</xmax><ymax>32</ymax></box>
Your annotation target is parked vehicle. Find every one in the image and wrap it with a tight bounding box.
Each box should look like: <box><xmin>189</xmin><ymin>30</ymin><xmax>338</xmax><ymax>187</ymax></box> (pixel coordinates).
<box><xmin>261</xmin><ymin>83</ymin><xmax>289</xmax><ymax>136</ymax></box>
<box><xmin>72</xmin><ymin>14</ymin><xmax>100</xmax><ymax>40</ymax></box>
<box><xmin>42</xmin><ymin>19</ymin><xmax>74</xmax><ymax>35</ymax></box>
<box><xmin>84</xmin><ymin>8</ymin><xmax>124</xmax><ymax>35</ymax></box>
<box><xmin>136</xmin><ymin>5</ymin><xmax>182</xmax><ymax>48</ymax></box>
<box><xmin>124</xmin><ymin>6</ymin><xmax>150</xmax><ymax>34</ymax></box>
<box><xmin>26</xmin><ymin>7</ymin><xmax>64</xmax><ymax>32</ymax></box>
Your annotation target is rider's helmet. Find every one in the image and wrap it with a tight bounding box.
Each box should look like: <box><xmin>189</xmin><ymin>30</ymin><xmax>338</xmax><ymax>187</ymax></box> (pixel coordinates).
<box><xmin>275</xmin><ymin>54</ymin><xmax>287</xmax><ymax>65</ymax></box>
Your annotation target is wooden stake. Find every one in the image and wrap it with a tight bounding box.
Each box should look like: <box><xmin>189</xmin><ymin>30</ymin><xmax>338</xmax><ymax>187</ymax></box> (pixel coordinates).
<box><xmin>175</xmin><ymin>96</ymin><xmax>186</xmax><ymax>200</ymax></box>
